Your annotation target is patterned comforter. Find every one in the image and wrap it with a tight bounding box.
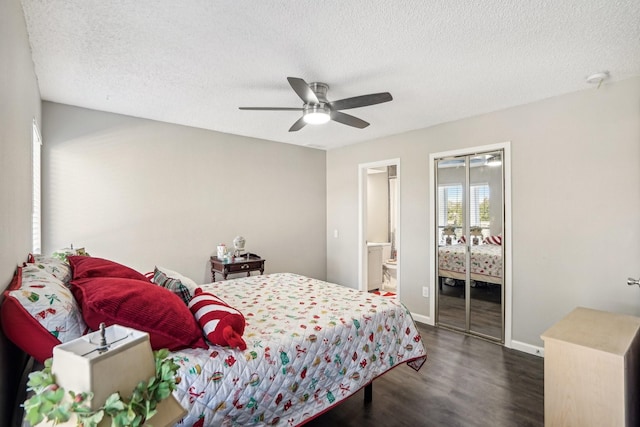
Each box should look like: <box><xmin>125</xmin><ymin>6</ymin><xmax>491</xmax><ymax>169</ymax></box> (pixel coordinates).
<box><xmin>170</xmin><ymin>273</ymin><xmax>426</xmax><ymax>426</ymax></box>
<box><xmin>438</xmin><ymin>244</ymin><xmax>503</xmax><ymax>284</ymax></box>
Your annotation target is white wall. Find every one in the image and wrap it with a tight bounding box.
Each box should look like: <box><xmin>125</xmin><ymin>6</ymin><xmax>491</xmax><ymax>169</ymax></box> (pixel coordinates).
<box><xmin>0</xmin><ymin>0</ymin><xmax>42</xmax><ymax>422</ymax></box>
<box><xmin>0</xmin><ymin>0</ymin><xmax>41</xmax><ymax>281</ymax></box>
<box><xmin>327</xmin><ymin>76</ymin><xmax>640</xmax><ymax>348</ymax></box>
<box><xmin>42</xmin><ymin>103</ymin><xmax>327</xmax><ymax>283</ymax></box>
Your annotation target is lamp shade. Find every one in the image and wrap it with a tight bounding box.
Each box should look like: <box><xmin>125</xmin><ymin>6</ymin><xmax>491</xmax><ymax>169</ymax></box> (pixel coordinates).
<box><xmin>48</xmin><ymin>325</ymin><xmax>185</xmax><ymax>427</ymax></box>
<box><xmin>470</xmin><ymin>226</ymin><xmax>483</xmax><ymax>236</ymax></box>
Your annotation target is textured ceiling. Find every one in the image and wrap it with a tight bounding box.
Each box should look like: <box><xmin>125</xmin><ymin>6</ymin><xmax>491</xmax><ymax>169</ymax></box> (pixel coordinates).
<box><xmin>20</xmin><ymin>0</ymin><xmax>640</xmax><ymax>150</ymax></box>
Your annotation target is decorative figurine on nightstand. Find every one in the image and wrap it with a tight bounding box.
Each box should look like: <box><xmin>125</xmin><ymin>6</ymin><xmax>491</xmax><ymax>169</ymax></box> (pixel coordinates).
<box><xmin>470</xmin><ymin>226</ymin><xmax>483</xmax><ymax>246</ymax></box>
<box><xmin>233</xmin><ymin>235</ymin><xmax>246</xmax><ymax>257</ymax></box>
<box><xmin>442</xmin><ymin>226</ymin><xmax>456</xmax><ymax>246</ymax></box>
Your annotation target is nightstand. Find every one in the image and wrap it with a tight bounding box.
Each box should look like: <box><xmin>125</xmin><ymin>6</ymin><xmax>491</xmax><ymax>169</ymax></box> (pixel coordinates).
<box><xmin>210</xmin><ymin>253</ymin><xmax>265</xmax><ymax>282</ymax></box>
<box><xmin>541</xmin><ymin>307</ymin><xmax>640</xmax><ymax>426</ymax></box>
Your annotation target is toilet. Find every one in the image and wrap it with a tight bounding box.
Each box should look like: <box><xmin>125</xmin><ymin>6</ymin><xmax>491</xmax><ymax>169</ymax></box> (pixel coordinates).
<box><xmin>383</xmin><ymin>260</ymin><xmax>397</xmax><ymax>291</ymax></box>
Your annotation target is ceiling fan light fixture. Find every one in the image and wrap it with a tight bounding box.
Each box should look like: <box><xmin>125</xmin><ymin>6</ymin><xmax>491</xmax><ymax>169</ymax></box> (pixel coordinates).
<box><xmin>239</xmin><ymin>77</ymin><xmax>393</xmax><ymax>131</ymax></box>
<box><xmin>303</xmin><ymin>105</ymin><xmax>331</xmax><ymax>125</ymax></box>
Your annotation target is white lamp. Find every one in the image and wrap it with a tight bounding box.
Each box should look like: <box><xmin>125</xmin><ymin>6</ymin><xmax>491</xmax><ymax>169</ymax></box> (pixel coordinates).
<box><xmin>47</xmin><ymin>325</ymin><xmax>186</xmax><ymax>427</ymax></box>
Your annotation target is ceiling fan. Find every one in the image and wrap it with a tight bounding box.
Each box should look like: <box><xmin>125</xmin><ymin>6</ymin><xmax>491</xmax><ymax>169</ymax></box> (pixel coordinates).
<box><xmin>239</xmin><ymin>77</ymin><xmax>393</xmax><ymax>132</ymax></box>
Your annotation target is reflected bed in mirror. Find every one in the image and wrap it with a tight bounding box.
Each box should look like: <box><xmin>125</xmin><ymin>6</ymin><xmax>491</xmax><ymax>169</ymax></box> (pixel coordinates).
<box><xmin>437</xmin><ymin>243</ymin><xmax>503</xmax><ymax>285</ymax></box>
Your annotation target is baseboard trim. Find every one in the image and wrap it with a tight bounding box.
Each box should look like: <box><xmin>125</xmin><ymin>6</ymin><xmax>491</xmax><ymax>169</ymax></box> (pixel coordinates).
<box><xmin>511</xmin><ymin>340</ymin><xmax>544</xmax><ymax>357</ymax></box>
<box><xmin>409</xmin><ymin>313</ymin><xmax>544</xmax><ymax>357</ymax></box>
<box><xmin>410</xmin><ymin>313</ymin><xmax>432</xmax><ymax>326</ymax></box>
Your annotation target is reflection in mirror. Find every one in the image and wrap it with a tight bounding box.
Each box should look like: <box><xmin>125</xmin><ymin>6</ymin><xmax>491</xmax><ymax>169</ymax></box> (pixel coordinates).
<box><xmin>435</xmin><ymin>152</ymin><xmax>504</xmax><ymax>342</ymax></box>
<box><xmin>436</xmin><ymin>157</ymin><xmax>467</xmax><ymax>331</ymax></box>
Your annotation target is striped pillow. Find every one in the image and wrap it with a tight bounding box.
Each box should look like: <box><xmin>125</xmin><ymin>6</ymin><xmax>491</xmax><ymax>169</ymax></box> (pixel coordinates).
<box><xmin>483</xmin><ymin>235</ymin><xmax>502</xmax><ymax>245</ymax></box>
<box><xmin>188</xmin><ymin>288</ymin><xmax>247</xmax><ymax>350</ymax></box>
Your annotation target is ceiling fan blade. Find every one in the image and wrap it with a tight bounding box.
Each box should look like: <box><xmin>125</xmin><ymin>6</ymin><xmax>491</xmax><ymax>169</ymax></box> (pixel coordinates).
<box><xmin>287</xmin><ymin>77</ymin><xmax>319</xmax><ymax>104</ymax></box>
<box><xmin>329</xmin><ymin>92</ymin><xmax>393</xmax><ymax>111</ymax></box>
<box><xmin>330</xmin><ymin>111</ymin><xmax>370</xmax><ymax>129</ymax></box>
<box><xmin>239</xmin><ymin>107</ymin><xmax>302</xmax><ymax>111</ymax></box>
<box><xmin>289</xmin><ymin>116</ymin><xmax>307</xmax><ymax>132</ymax></box>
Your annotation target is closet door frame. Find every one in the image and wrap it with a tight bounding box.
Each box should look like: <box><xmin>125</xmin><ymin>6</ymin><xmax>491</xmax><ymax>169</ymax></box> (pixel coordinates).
<box><xmin>428</xmin><ymin>142</ymin><xmax>512</xmax><ymax>348</ymax></box>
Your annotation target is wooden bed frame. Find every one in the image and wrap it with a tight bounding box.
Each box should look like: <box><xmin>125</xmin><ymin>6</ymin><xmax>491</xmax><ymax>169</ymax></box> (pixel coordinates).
<box><xmin>438</xmin><ymin>269</ymin><xmax>503</xmax><ymax>285</ymax></box>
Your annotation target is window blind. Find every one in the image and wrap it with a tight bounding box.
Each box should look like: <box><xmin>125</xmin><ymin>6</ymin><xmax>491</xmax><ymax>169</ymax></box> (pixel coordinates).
<box><xmin>438</xmin><ymin>184</ymin><xmax>462</xmax><ymax>238</ymax></box>
<box><xmin>470</xmin><ymin>184</ymin><xmax>490</xmax><ymax>230</ymax></box>
<box><xmin>438</xmin><ymin>183</ymin><xmax>490</xmax><ymax>240</ymax></box>
<box><xmin>32</xmin><ymin>120</ymin><xmax>42</xmax><ymax>254</ymax></box>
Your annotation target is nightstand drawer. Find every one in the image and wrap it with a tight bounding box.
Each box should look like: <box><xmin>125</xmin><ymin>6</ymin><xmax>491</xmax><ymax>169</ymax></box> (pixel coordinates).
<box><xmin>226</xmin><ymin>260</ymin><xmax>262</xmax><ymax>273</ymax></box>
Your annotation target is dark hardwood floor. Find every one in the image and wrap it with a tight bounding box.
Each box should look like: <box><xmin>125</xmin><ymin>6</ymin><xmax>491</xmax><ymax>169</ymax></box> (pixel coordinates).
<box><xmin>305</xmin><ymin>322</ymin><xmax>544</xmax><ymax>427</ymax></box>
<box><xmin>438</xmin><ymin>282</ymin><xmax>503</xmax><ymax>339</ymax></box>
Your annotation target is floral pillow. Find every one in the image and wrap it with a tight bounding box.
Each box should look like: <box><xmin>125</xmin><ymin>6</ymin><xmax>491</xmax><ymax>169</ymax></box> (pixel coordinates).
<box><xmin>27</xmin><ymin>255</ymin><xmax>72</xmax><ymax>285</ymax></box>
<box><xmin>1</xmin><ymin>266</ymin><xmax>88</xmax><ymax>363</ymax></box>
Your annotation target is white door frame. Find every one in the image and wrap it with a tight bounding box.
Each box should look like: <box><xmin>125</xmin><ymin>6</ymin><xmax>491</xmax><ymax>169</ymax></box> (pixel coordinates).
<box><xmin>358</xmin><ymin>159</ymin><xmax>401</xmax><ymax>299</ymax></box>
<box><xmin>428</xmin><ymin>142</ymin><xmax>512</xmax><ymax>348</ymax></box>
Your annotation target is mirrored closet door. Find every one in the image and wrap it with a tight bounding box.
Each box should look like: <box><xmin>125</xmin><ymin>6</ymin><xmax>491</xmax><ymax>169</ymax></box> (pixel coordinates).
<box><xmin>435</xmin><ymin>151</ymin><xmax>504</xmax><ymax>342</ymax></box>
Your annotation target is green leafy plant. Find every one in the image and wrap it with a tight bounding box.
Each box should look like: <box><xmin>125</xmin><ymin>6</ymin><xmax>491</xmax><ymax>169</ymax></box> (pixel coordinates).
<box><xmin>23</xmin><ymin>349</ymin><xmax>179</xmax><ymax>427</ymax></box>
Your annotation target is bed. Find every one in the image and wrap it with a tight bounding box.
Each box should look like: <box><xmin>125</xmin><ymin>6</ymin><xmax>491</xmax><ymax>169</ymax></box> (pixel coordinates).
<box><xmin>0</xmin><ymin>256</ymin><xmax>426</xmax><ymax>427</ymax></box>
<box><xmin>171</xmin><ymin>273</ymin><xmax>426</xmax><ymax>425</ymax></box>
<box><xmin>438</xmin><ymin>243</ymin><xmax>503</xmax><ymax>285</ymax></box>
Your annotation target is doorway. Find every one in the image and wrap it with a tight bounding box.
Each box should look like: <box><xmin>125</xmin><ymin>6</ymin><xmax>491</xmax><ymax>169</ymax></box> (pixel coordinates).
<box><xmin>429</xmin><ymin>143</ymin><xmax>512</xmax><ymax>346</ymax></box>
<box><xmin>358</xmin><ymin>159</ymin><xmax>400</xmax><ymax>298</ymax></box>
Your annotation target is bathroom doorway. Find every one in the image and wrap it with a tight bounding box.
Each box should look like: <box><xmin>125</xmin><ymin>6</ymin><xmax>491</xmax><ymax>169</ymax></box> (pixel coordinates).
<box><xmin>358</xmin><ymin>159</ymin><xmax>400</xmax><ymax>298</ymax></box>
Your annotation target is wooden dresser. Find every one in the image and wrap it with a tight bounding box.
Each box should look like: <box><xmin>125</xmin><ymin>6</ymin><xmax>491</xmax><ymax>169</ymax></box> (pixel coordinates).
<box><xmin>541</xmin><ymin>307</ymin><xmax>640</xmax><ymax>426</ymax></box>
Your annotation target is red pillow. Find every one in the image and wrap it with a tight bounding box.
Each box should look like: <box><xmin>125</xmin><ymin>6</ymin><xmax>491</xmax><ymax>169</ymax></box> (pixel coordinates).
<box><xmin>68</xmin><ymin>256</ymin><xmax>150</xmax><ymax>282</ymax></box>
<box><xmin>1</xmin><ymin>268</ymin><xmax>61</xmax><ymax>363</ymax></box>
<box><xmin>188</xmin><ymin>288</ymin><xmax>246</xmax><ymax>350</ymax></box>
<box><xmin>71</xmin><ymin>277</ymin><xmax>207</xmax><ymax>351</ymax></box>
